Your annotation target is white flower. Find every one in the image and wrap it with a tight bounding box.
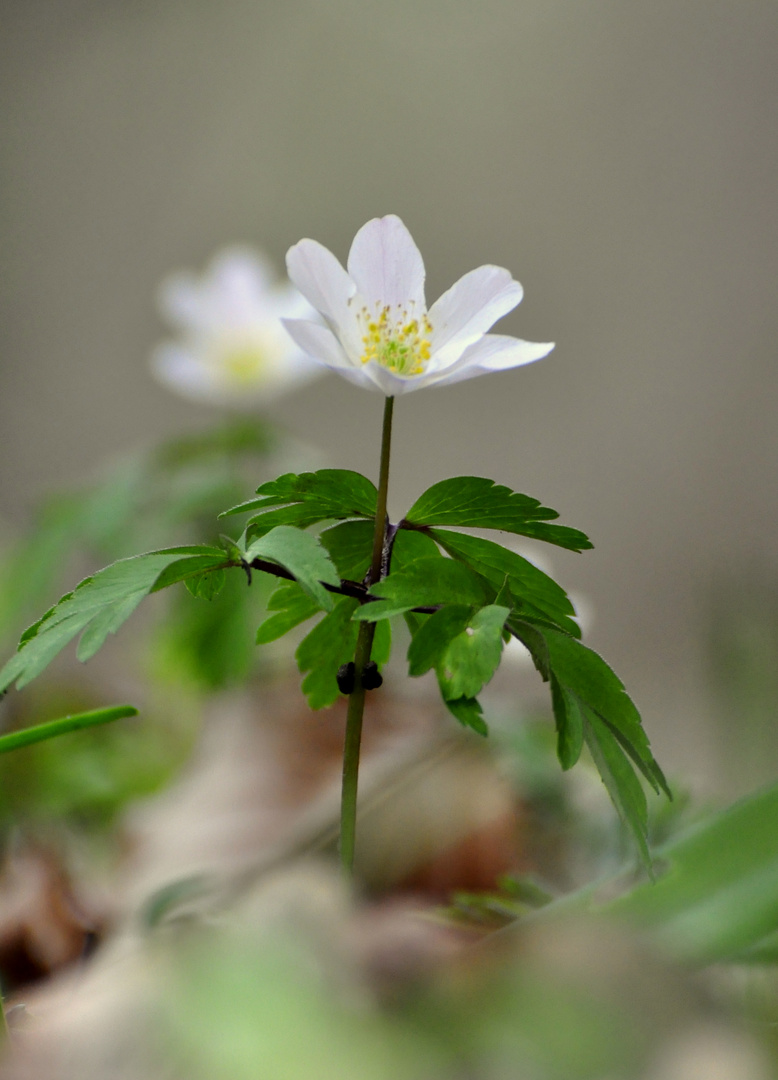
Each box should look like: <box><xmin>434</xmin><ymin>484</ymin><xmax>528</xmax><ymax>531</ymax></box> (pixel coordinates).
<box><xmin>151</xmin><ymin>247</ymin><xmax>324</xmax><ymax>406</ymax></box>
<box><xmin>282</xmin><ymin>215</ymin><xmax>554</xmax><ymax>396</ymax></box>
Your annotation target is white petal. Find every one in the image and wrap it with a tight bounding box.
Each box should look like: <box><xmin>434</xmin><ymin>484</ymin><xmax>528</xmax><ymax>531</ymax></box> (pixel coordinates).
<box><xmin>150</xmin><ymin>343</ymin><xmax>224</xmax><ymax>401</ymax></box>
<box><xmin>359</xmin><ymin>361</ymin><xmax>424</xmax><ymax>396</ymax></box>
<box><xmin>428</xmin><ymin>265</ymin><xmax>523</xmax><ymax>361</ymax></box>
<box><xmin>426</xmin><ymin>334</ymin><xmax>554</xmax><ymax>387</ymax></box>
<box><xmin>285</xmin><ymin>238</ymin><xmax>356</xmax><ymax>331</ymax></box>
<box><xmin>469</xmin><ymin>334</ymin><xmax>555</xmax><ymax>371</ymax></box>
<box><xmin>282</xmin><ymin>318</ymin><xmax>375</xmax><ymax>391</ymax></box>
<box><xmin>346</xmin><ymin>215</ymin><xmax>426</xmax><ymax>311</ymax></box>
<box><xmin>282</xmin><ymin>318</ymin><xmax>352</xmax><ymax>371</ymax></box>
<box><xmin>157</xmin><ymin>273</ymin><xmax>208</xmax><ymax>332</ymax></box>
<box><xmin>272</xmin><ymin>283</ymin><xmax>317</xmax><ymax>321</ymax></box>
<box><xmin>209</xmin><ymin>247</ymin><xmax>275</xmax><ymax>296</ymax></box>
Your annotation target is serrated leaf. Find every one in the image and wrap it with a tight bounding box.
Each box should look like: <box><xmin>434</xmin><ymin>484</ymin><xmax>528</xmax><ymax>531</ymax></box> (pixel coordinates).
<box><xmin>246</xmin><ymin>526</ymin><xmax>340</xmax><ymax>612</ymax></box>
<box><xmin>582</xmin><ymin>708</ymin><xmax>651</xmax><ymax>872</ymax></box>
<box><xmin>19</xmin><ymin>600</ymin><xmax>66</xmax><ymax>647</ymax></box>
<box><xmin>0</xmin><ymin>547</ymin><xmax>236</xmax><ymax>691</ymax></box>
<box><xmin>430</xmin><ymin>529</ymin><xmax>580</xmax><ymax>636</ymax></box>
<box><xmin>407</xmin><ymin>605</ymin><xmax>473</xmax><ymax>677</ymax></box>
<box><xmin>255</xmin><ymin>581</ymin><xmax>323</xmax><ymax>645</ymax></box>
<box><xmin>150</xmin><ymin>548</ymin><xmax>232</xmax><ymax>591</ymax></box>
<box><xmin>219</xmin><ymin>534</ymin><xmax>246</xmax><ymax>561</ymax></box>
<box><xmin>319</xmin><ymin>519</ymin><xmax>374</xmax><ymax>580</ymax></box>
<box><xmin>505</xmin><ymin>618</ymin><xmax>552</xmax><ymax>681</ymax></box>
<box><xmin>508</xmin><ymin>618</ymin><xmax>668</xmax><ymax>863</ymax></box>
<box><xmin>245</xmin><ymin>503</ymin><xmax>337</xmax><ymax>542</ymax></box>
<box><xmin>541</xmin><ymin>627</ymin><xmax>670</xmax><ymax>798</ymax></box>
<box><xmin>389</xmin><ymin>528</ymin><xmax>441</xmax><ymax>570</ymax></box>
<box><xmin>355</xmin><ymin>557</ymin><xmax>494</xmax><ymax>621</ymax></box>
<box><xmin>403</xmin><ymin>610</ymin><xmax>427</xmax><ymax>638</ymax></box>
<box><xmin>221</xmin><ymin>469</ymin><xmax>377</xmax><ymax>519</ymax></box>
<box><xmin>515</xmin><ymin>521</ymin><xmax>594</xmax><ymax>551</ymax></box>
<box><xmin>443</xmin><ymin>696</ymin><xmax>489</xmax><ymax>737</ymax></box>
<box><xmin>437</xmin><ymin>604</ymin><xmax>510</xmax><ymax>700</ymax></box>
<box><xmin>296</xmin><ymin>597</ymin><xmax>360</xmax><ymax>709</ymax></box>
<box><xmin>406</xmin><ymin>476</ymin><xmax>550</xmax><ymax>525</ymax></box>
<box><xmin>404</xmin><ymin>477</ymin><xmax>593</xmax><ymax>552</ymax></box>
<box><xmin>550</xmin><ymin>675</ymin><xmax>585</xmax><ymax>770</ymax></box>
<box><xmin>76</xmin><ymin>591</ymin><xmax>151</xmax><ymax>662</ymax></box>
<box><xmin>185</xmin><ymin>568</ymin><xmax>227</xmax><ymax>601</ymax></box>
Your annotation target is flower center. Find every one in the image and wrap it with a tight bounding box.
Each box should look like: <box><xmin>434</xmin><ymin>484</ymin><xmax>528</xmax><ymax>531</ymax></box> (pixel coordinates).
<box><xmin>221</xmin><ymin>345</ymin><xmax>268</xmax><ymax>382</ymax></box>
<box><xmin>359</xmin><ymin>304</ymin><xmax>432</xmax><ymax>377</ymax></box>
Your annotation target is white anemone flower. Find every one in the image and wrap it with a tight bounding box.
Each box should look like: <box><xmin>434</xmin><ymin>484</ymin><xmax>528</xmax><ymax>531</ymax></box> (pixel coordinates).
<box><xmin>151</xmin><ymin>247</ymin><xmax>323</xmax><ymax>406</ymax></box>
<box><xmin>282</xmin><ymin>215</ymin><xmax>554</xmax><ymax>396</ymax></box>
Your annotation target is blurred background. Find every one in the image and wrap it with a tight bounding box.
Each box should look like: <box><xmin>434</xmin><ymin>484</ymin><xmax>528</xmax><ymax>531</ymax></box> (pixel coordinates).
<box><xmin>2</xmin><ymin>0</ymin><xmax>778</xmax><ymax>796</ymax></box>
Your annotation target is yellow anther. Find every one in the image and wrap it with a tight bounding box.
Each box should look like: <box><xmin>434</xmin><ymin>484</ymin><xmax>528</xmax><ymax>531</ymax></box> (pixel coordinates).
<box><xmin>358</xmin><ymin>303</ymin><xmax>433</xmax><ymax>376</ymax></box>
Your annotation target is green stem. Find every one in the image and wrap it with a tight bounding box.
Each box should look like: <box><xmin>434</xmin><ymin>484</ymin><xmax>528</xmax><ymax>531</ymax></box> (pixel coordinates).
<box><xmin>339</xmin><ymin>395</ymin><xmax>394</xmax><ymax>875</ymax></box>
<box><xmin>0</xmin><ymin>705</ymin><xmax>138</xmax><ymax>755</ymax></box>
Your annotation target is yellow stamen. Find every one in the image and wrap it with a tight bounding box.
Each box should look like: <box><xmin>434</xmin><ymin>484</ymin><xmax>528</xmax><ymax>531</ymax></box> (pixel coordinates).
<box><xmin>358</xmin><ymin>303</ymin><xmax>433</xmax><ymax>377</ymax></box>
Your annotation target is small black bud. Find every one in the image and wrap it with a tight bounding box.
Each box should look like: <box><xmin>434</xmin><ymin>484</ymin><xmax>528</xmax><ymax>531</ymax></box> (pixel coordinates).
<box><xmin>360</xmin><ymin>660</ymin><xmax>383</xmax><ymax>690</ymax></box>
<box><xmin>336</xmin><ymin>662</ymin><xmax>356</xmax><ymax>695</ymax></box>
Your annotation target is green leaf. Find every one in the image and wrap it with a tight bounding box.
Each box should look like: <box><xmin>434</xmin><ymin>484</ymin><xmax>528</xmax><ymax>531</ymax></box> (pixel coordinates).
<box><xmin>246</xmin><ymin>526</ymin><xmax>340</xmax><ymax>612</ymax></box>
<box><xmin>255</xmin><ymin>581</ymin><xmax>322</xmax><ymax>644</ymax></box>
<box><xmin>185</xmin><ymin>568</ymin><xmax>227</xmax><ymax>601</ymax></box>
<box><xmin>508</xmin><ymin>618</ymin><xmax>552</xmax><ymax>680</ymax></box>
<box><xmin>550</xmin><ymin>675</ymin><xmax>585</xmax><ymax>770</ymax></box>
<box><xmin>76</xmin><ymin>591</ymin><xmax>153</xmax><ymax>662</ymax></box>
<box><xmin>389</xmin><ymin>528</ymin><xmax>441</xmax><ymax>570</ymax></box>
<box><xmin>0</xmin><ymin>704</ymin><xmax>138</xmax><ymax>755</ymax></box>
<box><xmin>221</xmin><ymin>468</ymin><xmax>377</xmax><ymax>520</ymax></box>
<box><xmin>150</xmin><ymin>548</ymin><xmax>233</xmax><ymax>591</ymax></box>
<box><xmin>443</xmin><ymin>696</ymin><xmax>488</xmax><ymax>737</ymax></box>
<box><xmin>437</xmin><ymin>605</ymin><xmax>510</xmax><ymax>700</ymax></box>
<box><xmin>403</xmin><ymin>610</ymin><xmax>427</xmax><ymax>638</ymax></box>
<box><xmin>319</xmin><ymin>520</ymin><xmax>374</xmax><ymax>580</ymax></box>
<box><xmin>430</xmin><ymin>529</ymin><xmax>580</xmax><ymax>636</ymax></box>
<box><xmin>507</xmin><ymin>619</ymin><xmax>669</xmax><ymax>863</ymax></box>
<box><xmin>582</xmin><ymin>708</ymin><xmax>652</xmax><ymax>872</ymax></box>
<box><xmin>509</xmin><ymin>619</ymin><xmax>667</xmax><ymax>796</ymax></box>
<box><xmin>355</xmin><ymin>557</ymin><xmax>494</xmax><ymax>621</ymax></box>
<box><xmin>218</xmin><ymin>534</ymin><xmax>245</xmax><ymax>562</ymax></box>
<box><xmin>517</xmin><ymin>522</ymin><xmax>595</xmax><ymax>550</ymax></box>
<box><xmin>404</xmin><ymin>476</ymin><xmax>593</xmax><ymax>552</ymax></box>
<box><xmin>406</xmin><ymin>476</ymin><xmax>551</xmax><ymax>525</ymax></box>
<box><xmin>0</xmin><ymin>547</ymin><xmax>237</xmax><ymax>691</ymax></box>
<box><xmin>296</xmin><ymin>597</ymin><xmax>361</xmax><ymax>709</ymax></box>
<box><xmin>407</xmin><ymin>605</ymin><xmax>472</xmax><ymax>677</ymax></box>
<box><xmin>244</xmin><ymin>504</ymin><xmax>337</xmax><ymax>541</ymax></box>
<box><xmin>541</xmin><ymin>628</ymin><xmax>670</xmax><ymax>798</ymax></box>
<box><xmin>371</xmin><ymin>619</ymin><xmax>392</xmax><ymax>668</ymax></box>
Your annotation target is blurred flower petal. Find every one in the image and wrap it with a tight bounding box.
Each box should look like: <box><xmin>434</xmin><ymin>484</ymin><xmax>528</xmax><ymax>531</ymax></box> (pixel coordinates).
<box><xmin>151</xmin><ymin>247</ymin><xmax>325</xmax><ymax>407</ymax></box>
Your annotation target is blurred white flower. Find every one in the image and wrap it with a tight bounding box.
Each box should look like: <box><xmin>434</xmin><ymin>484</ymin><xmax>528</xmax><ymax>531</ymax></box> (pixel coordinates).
<box><xmin>283</xmin><ymin>215</ymin><xmax>554</xmax><ymax>396</ymax></box>
<box><xmin>151</xmin><ymin>247</ymin><xmax>324</xmax><ymax>406</ymax></box>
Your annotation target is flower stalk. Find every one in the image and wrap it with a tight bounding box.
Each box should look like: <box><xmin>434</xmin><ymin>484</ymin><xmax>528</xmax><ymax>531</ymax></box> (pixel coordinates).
<box><xmin>339</xmin><ymin>395</ymin><xmax>394</xmax><ymax>874</ymax></box>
